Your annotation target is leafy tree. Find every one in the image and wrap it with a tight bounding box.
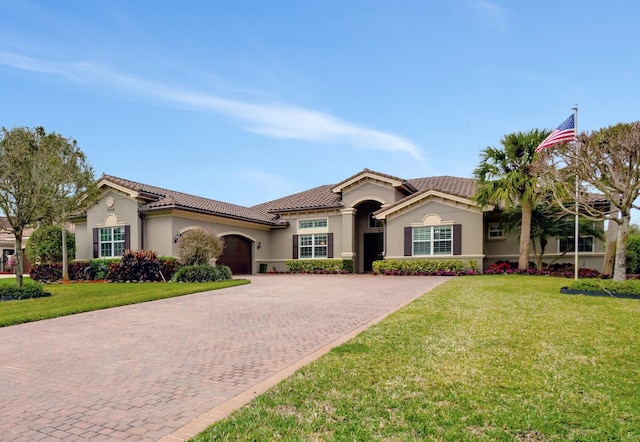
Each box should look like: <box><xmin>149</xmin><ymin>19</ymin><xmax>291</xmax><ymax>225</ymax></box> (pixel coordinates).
<box><xmin>540</xmin><ymin>121</ymin><xmax>640</xmax><ymax>280</ymax></box>
<box><xmin>177</xmin><ymin>229</ymin><xmax>224</xmax><ymax>265</ymax></box>
<box><xmin>473</xmin><ymin>129</ymin><xmax>551</xmax><ymax>270</ymax></box>
<box><xmin>26</xmin><ymin>225</ymin><xmax>76</xmax><ymax>264</ymax></box>
<box><xmin>0</xmin><ymin>127</ymin><xmax>99</xmax><ymax>286</ymax></box>
<box><xmin>499</xmin><ymin>203</ymin><xmax>603</xmax><ymax>270</ymax></box>
<box><xmin>626</xmin><ymin>234</ymin><xmax>640</xmax><ymax>275</ymax></box>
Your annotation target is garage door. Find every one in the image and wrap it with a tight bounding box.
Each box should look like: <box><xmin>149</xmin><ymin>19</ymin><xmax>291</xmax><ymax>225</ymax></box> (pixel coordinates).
<box><xmin>217</xmin><ymin>235</ymin><xmax>252</xmax><ymax>275</ymax></box>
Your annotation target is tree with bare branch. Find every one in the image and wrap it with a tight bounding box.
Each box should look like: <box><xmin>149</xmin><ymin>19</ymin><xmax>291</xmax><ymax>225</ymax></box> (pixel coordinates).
<box><xmin>539</xmin><ymin>121</ymin><xmax>640</xmax><ymax>281</ymax></box>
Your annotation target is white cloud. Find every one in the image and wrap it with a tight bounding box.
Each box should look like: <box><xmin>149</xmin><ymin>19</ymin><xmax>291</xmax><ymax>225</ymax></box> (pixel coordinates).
<box><xmin>0</xmin><ymin>51</ymin><xmax>424</xmax><ymax>160</ymax></box>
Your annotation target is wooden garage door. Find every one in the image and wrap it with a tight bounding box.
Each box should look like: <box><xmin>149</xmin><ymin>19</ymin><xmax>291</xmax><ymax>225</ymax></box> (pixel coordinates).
<box><xmin>218</xmin><ymin>235</ymin><xmax>252</xmax><ymax>275</ymax></box>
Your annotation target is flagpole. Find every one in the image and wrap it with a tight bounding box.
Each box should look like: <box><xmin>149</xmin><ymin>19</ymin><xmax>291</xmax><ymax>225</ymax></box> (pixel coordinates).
<box><xmin>573</xmin><ymin>105</ymin><xmax>579</xmax><ymax>281</ymax></box>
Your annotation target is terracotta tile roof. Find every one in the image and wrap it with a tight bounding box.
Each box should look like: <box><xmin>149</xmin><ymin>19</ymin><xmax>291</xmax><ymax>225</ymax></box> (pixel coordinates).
<box><xmin>332</xmin><ymin>168</ymin><xmax>417</xmax><ymax>192</ymax></box>
<box><xmin>0</xmin><ymin>218</ymin><xmax>34</xmax><ymax>242</ymax></box>
<box><xmin>407</xmin><ymin>176</ymin><xmax>478</xmax><ymax>199</ymax></box>
<box><xmin>100</xmin><ymin>174</ymin><xmax>285</xmax><ymax>226</ymax></box>
<box><xmin>252</xmin><ymin>184</ymin><xmax>343</xmax><ymax>213</ymax></box>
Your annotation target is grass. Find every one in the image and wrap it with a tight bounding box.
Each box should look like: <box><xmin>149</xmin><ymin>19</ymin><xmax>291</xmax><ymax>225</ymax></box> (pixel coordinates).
<box><xmin>0</xmin><ymin>277</ymin><xmax>249</xmax><ymax>327</ymax></box>
<box><xmin>192</xmin><ymin>275</ymin><xmax>640</xmax><ymax>441</ymax></box>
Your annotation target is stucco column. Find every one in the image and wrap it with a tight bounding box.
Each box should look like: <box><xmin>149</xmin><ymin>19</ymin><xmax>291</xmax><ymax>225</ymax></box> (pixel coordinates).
<box><xmin>340</xmin><ymin>208</ymin><xmax>357</xmax><ymax>259</ymax></box>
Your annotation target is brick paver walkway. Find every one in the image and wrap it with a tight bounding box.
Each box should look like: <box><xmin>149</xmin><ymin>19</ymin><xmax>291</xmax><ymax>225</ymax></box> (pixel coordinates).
<box><xmin>0</xmin><ymin>275</ymin><xmax>449</xmax><ymax>441</ymax></box>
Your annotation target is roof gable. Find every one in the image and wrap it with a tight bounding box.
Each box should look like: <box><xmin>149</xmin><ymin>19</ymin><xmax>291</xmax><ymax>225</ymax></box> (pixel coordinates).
<box><xmin>331</xmin><ymin>168</ymin><xmax>417</xmax><ymax>194</ymax></box>
<box><xmin>375</xmin><ymin>189</ymin><xmax>485</xmax><ymax>220</ymax></box>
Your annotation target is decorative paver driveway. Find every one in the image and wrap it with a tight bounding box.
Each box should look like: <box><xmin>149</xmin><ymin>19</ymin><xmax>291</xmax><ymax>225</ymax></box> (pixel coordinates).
<box><xmin>0</xmin><ymin>275</ymin><xmax>449</xmax><ymax>441</ymax></box>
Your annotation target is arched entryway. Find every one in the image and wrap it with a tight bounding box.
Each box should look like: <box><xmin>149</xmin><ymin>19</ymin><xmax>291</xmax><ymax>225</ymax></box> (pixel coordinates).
<box><xmin>354</xmin><ymin>200</ymin><xmax>384</xmax><ymax>272</ymax></box>
<box><xmin>217</xmin><ymin>235</ymin><xmax>253</xmax><ymax>275</ymax></box>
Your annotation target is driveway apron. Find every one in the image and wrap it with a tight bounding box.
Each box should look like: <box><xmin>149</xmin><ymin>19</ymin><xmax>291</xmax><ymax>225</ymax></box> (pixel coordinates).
<box><xmin>0</xmin><ymin>275</ymin><xmax>449</xmax><ymax>441</ymax></box>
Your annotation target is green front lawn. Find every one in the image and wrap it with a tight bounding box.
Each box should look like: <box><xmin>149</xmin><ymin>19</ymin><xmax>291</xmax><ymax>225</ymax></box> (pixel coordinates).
<box><xmin>193</xmin><ymin>275</ymin><xmax>640</xmax><ymax>441</ymax></box>
<box><xmin>0</xmin><ymin>277</ymin><xmax>249</xmax><ymax>327</ymax></box>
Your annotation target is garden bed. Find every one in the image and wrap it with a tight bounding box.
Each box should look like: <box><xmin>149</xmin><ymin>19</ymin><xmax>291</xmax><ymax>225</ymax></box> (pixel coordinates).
<box><xmin>560</xmin><ymin>287</ymin><xmax>640</xmax><ymax>300</ymax></box>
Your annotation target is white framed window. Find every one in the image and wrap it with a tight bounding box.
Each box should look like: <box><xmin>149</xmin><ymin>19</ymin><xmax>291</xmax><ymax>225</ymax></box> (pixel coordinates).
<box><xmin>558</xmin><ymin>236</ymin><xmax>594</xmax><ymax>253</ymax></box>
<box><xmin>413</xmin><ymin>226</ymin><xmax>452</xmax><ymax>256</ymax></box>
<box><xmin>100</xmin><ymin>226</ymin><xmax>126</xmax><ymax>258</ymax></box>
<box><xmin>487</xmin><ymin>223</ymin><xmax>504</xmax><ymax>239</ymax></box>
<box><xmin>299</xmin><ymin>219</ymin><xmax>328</xmax><ymax>230</ymax></box>
<box><xmin>299</xmin><ymin>234</ymin><xmax>328</xmax><ymax>259</ymax></box>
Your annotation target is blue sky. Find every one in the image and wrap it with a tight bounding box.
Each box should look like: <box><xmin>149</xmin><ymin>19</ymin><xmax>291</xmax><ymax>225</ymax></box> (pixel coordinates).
<box><xmin>1</xmin><ymin>1</ymin><xmax>639</xmax><ymax>208</ymax></box>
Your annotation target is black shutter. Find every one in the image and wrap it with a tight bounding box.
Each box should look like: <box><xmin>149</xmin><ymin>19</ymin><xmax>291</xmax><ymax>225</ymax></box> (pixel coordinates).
<box><xmin>404</xmin><ymin>227</ymin><xmax>412</xmax><ymax>256</ymax></box>
<box><xmin>124</xmin><ymin>225</ymin><xmax>131</xmax><ymax>250</ymax></box>
<box><xmin>327</xmin><ymin>233</ymin><xmax>334</xmax><ymax>258</ymax></box>
<box><xmin>292</xmin><ymin>235</ymin><xmax>299</xmax><ymax>259</ymax></box>
<box><xmin>93</xmin><ymin>228</ymin><xmax>99</xmax><ymax>258</ymax></box>
<box><xmin>453</xmin><ymin>224</ymin><xmax>461</xmax><ymax>255</ymax></box>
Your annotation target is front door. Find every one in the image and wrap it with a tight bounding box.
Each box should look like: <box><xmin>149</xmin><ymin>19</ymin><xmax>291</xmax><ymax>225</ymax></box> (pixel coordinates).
<box><xmin>363</xmin><ymin>232</ymin><xmax>384</xmax><ymax>272</ymax></box>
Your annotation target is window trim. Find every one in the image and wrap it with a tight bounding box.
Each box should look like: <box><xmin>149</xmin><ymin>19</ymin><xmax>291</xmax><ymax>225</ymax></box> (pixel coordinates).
<box><xmin>487</xmin><ymin>222</ymin><xmax>505</xmax><ymax>239</ymax></box>
<box><xmin>298</xmin><ymin>218</ymin><xmax>328</xmax><ymax>230</ymax></box>
<box><xmin>99</xmin><ymin>226</ymin><xmax>126</xmax><ymax>258</ymax></box>
<box><xmin>412</xmin><ymin>225</ymin><xmax>453</xmax><ymax>256</ymax></box>
<box><xmin>298</xmin><ymin>233</ymin><xmax>329</xmax><ymax>259</ymax></box>
<box><xmin>558</xmin><ymin>236</ymin><xmax>595</xmax><ymax>254</ymax></box>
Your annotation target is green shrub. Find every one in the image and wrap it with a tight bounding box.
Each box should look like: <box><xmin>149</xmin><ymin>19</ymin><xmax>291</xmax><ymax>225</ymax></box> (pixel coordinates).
<box><xmin>177</xmin><ymin>229</ymin><xmax>224</xmax><ymax>265</ymax></box>
<box><xmin>626</xmin><ymin>235</ymin><xmax>640</xmax><ymax>274</ymax></box>
<box><xmin>25</xmin><ymin>225</ymin><xmax>75</xmax><ymax>264</ymax></box>
<box><xmin>372</xmin><ymin>259</ymin><xmax>478</xmax><ymax>275</ymax></box>
<box><xmin>567</xmin><ymin>279</ymin><xmax>640</xmax><ymax>296</ymax></box>
<box><xmin>89</xmin><ymin>258</ymin><xmax>120</xmax><ymax>280</ymax></box>
<box><xmin>108</xmin><ymin>249</ymin><xmax>162</xmax><ymax>282</ymax></box>
<box><xmin>171</xmin><ymin>264</ymin><xmax>233</xmax><ymax>282</ymax></box>
<box><xmin>285</xmin><ymin>259</ymin><xmax>353</xmax><ymax>273</ymax></box>
<box><xmin>0</xmin><ymin>282</ymin><xmax>50</xmax><ymax>301</ymax></box>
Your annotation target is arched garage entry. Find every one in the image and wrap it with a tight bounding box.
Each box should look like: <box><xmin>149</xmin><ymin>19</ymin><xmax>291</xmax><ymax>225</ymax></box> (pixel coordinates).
<box><xmin>217</xmin><ymin>234</ymin><xmax>253</xmax><ymax>275</ymax></box>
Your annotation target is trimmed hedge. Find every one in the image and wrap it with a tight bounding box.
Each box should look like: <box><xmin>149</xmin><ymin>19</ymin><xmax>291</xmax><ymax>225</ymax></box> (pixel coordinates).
<box><xmin>286</xmin><ymin>259</ymin><xmax>354</xmax><ymax>274</ymax></box>
<box><xmin>171</xmin><ymin>264</ymin><xmax>233</xmax><ymax>283</ymax></box>
<box><xmin>0</xmin><ymin>282</ymin><xmax>51</xmax><ymax>301</ymax></box>
<box><xmin>372</xmin><ymin>259</ymin><xmax>479</xmax><ymax>275</ymax></box>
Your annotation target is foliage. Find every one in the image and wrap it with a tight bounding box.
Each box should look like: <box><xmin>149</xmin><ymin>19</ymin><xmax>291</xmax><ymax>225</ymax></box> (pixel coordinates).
<box><xmin>498</xmin><ymin>203</ymin><xmax>604</xmax><ymax>270</ymax></box>
<box><xmin>192</xmin><ymin>276</ymin><xmax>640</xmax><ymax>441</ymax></box>
<box><xmin>32</xmin><ymin>256</ymin><xmax>182</xmax><ymax>282</ymax></box>
<box><xmin>0</xmin><ymin>281</ymin><xmax>50</xmax><ymax>301</ymax></box>
<box><xmin>372</xmin><ymin>259</ymin><xmax>478</xmax><ymax>275</ymax></box>
<box><xmin>0</xmin><ymin>126</ymin><xmax>99</xmax><ymax>286</ymax></box>
<box><xmin>485</xmin><ymin>260</ymin><xmax>601</xmax><ymax>278</ymax></box>
<box><xmin>171</xmin><ymin>264</ymin><xmax>233</xmax><ymax>283</ymax></box>
<box><xmin>159</xmin><ymin>256</ymin><xmax>182</xmax><ymax>281</ymax></box>
<box><xmin>177</xmin><ymin>228</ymin><xmax>224</xmax><ymax>265</ymax></box>
<box><xmin>626</xmin><ymin>235</ymin><xmax>640</xmax><ymax>275</ymax></box>
<box><xmin>473</xmin><ymin>129</ymin><xmax>551</xmax><ymax>270</ymax></box>
<box><xmin>540</xmin><ymin>121</ymin><xmax>640</xmax><ymax>280</ymax></box>
<box><xmin>286</xmin><ymin>259</ymin><xmax>353</xmax><ymax>274</ymax></box>
<box><xmin>88</xmin><ymin>258</ymin><xmax>119</xmax><ymax>280</ymax></box>
<box><xmin>0</xmin><ymin>278</ymin><xmax>249</xmax><ymax>327</ymax></box>
<box><xmin>25</xmin><ymin>225</ymin><xmax>76</xmax><ymax>264</ymax></box>
<box><xmin>107</xmin><ymin>249</ymin><xmax>162</xmax><ymax>282</ymax></box>
<box><xmin>567</xmin><ymin>278</ymin><xmax>640</xmax><ymax>296</ymax></box>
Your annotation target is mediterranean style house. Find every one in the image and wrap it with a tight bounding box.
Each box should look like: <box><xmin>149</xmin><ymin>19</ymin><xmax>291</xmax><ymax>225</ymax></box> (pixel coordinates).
<box><xmin>72</xmin><ymin>169</ymin><xmax>606</xmax><ymax>274</ymax></box>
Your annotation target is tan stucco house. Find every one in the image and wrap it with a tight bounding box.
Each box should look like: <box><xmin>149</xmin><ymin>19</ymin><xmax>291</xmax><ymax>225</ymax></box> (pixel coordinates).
<box><xmin>72</xmin><ymin>169</ymin><xmax>606</xmax><ymax>274</ymax></box>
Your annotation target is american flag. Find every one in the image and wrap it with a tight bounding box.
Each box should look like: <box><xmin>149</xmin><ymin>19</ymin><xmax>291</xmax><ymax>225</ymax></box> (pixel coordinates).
<box><xmin>535</xmin><ymin>113</ymin><xmax>576</xmax><ymax>153</ymax></box>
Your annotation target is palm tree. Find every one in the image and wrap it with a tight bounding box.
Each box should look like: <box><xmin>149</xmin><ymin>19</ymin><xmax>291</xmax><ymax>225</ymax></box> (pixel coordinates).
<box><xmin>473</xmin><ymin>129</ymin><xmax>550</xmax><ymax>270</ymax></box>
